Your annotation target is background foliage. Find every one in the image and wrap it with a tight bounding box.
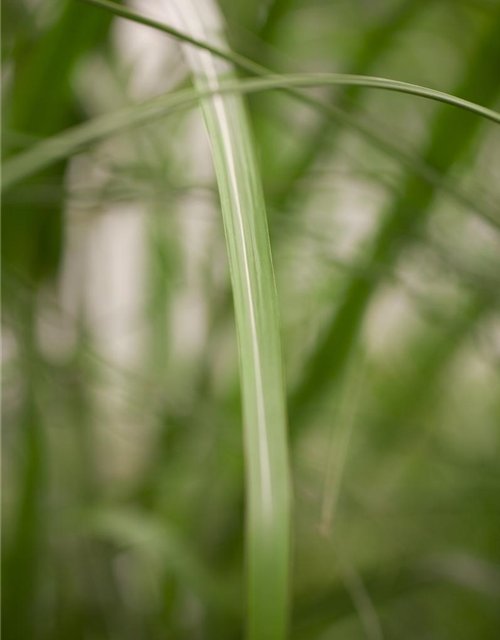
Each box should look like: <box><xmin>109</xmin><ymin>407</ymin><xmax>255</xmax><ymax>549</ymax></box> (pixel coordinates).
<box><xmin>2</xmin><ymin>0</ymin><xmax>500</xmax><ymax>638</ymax></box>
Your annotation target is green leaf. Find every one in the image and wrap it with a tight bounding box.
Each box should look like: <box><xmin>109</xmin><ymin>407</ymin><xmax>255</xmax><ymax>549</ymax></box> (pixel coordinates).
<box><xmin>166</xmin><ymin>1</ymin><xmax>291</xmax><ymax>637</ymax></box>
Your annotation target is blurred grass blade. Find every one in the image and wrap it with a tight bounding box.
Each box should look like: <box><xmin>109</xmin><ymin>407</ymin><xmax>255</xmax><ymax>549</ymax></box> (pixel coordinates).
<box><xmin>290</xmin><ymin>12</ymin><xmax>500</xmax><ymax>428</ymax></box>
<box><xmin>255</xmin><ymin>0</ymin><xmax>295</xmax><ymax>43</ymax></box>
<box><xmin>3</xmin><ymin>73</ymin><xmax>499</xmax><ymax>194</ymax></box>
<box><xmin>78</xmin><ymin>0</ymin><xmax>265</xmax><ymax>74</ymax></box>
<box><xmin>166</xmin><ymin>1</ymin><xmax>291</xmax><ymax>638</ymax></box>
<box><xmin>2</xmin><ymin>387</ymin><xmax>44</xmax><ymax>640</ymax></box>
<box><xmin>369</xmin><ymin>297</ymin><xmax>489</xmax><ymax>454</ymax></box>
<box><xmin>266</xmin><ymin>0</ymin><xmax>423</xmax><ymax>211</ymax></box>
<box><xmin>2</xmin><ymin>0</ymin><xmax>117</xmax><ymax>284</ymax></box>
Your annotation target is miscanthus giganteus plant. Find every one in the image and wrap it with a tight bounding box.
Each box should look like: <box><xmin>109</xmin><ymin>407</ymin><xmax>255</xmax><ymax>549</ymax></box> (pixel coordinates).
<box><xmin>2</xmin><ymin>1</ymin><xmax>500</xmax><ymax>639</ymax></box>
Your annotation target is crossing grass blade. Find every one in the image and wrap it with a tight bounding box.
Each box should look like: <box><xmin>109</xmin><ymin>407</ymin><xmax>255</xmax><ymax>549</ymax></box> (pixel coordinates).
<box><xmin>3</xmin><ymin>73</ymin><xmax>500</xmax><ymax>194</ymax></box>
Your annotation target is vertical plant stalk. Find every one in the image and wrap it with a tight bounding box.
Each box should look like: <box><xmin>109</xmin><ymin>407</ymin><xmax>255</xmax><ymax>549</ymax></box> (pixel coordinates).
<box><xmin>166</xmin><ymin>1</ymin><xmax>291</xmax><ymax>638</ymax></box>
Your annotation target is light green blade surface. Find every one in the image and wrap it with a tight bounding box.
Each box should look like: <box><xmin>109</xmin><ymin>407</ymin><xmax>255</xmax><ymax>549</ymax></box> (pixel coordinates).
<box><xmin>167</xmin><ymin>1</ymin><xmax>291</xmax><ymax>638</ymax></box>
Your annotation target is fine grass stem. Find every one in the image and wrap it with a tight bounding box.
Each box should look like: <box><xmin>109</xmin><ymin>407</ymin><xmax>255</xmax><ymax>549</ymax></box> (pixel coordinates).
<box><xmin>3</xmin><ymin>73</ymin><xmax>499</xmax><ymax>193</ymax></box>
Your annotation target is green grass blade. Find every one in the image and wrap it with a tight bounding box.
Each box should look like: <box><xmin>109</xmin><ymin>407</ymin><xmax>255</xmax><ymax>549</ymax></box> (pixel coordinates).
<box><xmin>167</xmin><ymin>1</ymin><xmax>291</xmax><ymax>638</ymax></box>
<box><xmin>3</xmin><ymin>73</ymin><xmax>499</xmax><ymax>193</ymax></box>
<box><xmin>1</xmin><ymin>388</ymin><xmax>45</xmax><ymax>640</ymax></box>
<box><xmin>2</xmin><ymin>0</ymin><xmax>117</xmax><ymax>284</ymax></box>
<box><xmin>77</xmin><ymin>0</ymin><xmax>264</xmax><ymax>74</ymax></box>
<box><xmin>255</xmin><ymin>0</ymin><xmax>294</xmax><ymax>43</ymax></box>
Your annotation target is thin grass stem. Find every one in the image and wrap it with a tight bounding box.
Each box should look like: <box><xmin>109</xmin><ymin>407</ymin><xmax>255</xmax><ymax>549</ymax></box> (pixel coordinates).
<box><xmin>3</xmin><ymin>73</ymin><xmax>499</xmax><ymax>194</ymax></box>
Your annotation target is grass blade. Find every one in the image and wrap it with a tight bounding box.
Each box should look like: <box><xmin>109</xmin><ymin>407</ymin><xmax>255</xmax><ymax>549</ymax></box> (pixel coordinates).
<box><xmin>166</xmin><ymin>1</ymin><xmax>291</xmax><ymax>637</ymax></box>
<box><xmin>3</xmin><ymin>73</ymin><xmax>499</xmax><ymax>194</ymax></box>
<box><xmin>2</xmin><ymin>0</ymin><xmax>116</xmax><ymax>283</ymax></box>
